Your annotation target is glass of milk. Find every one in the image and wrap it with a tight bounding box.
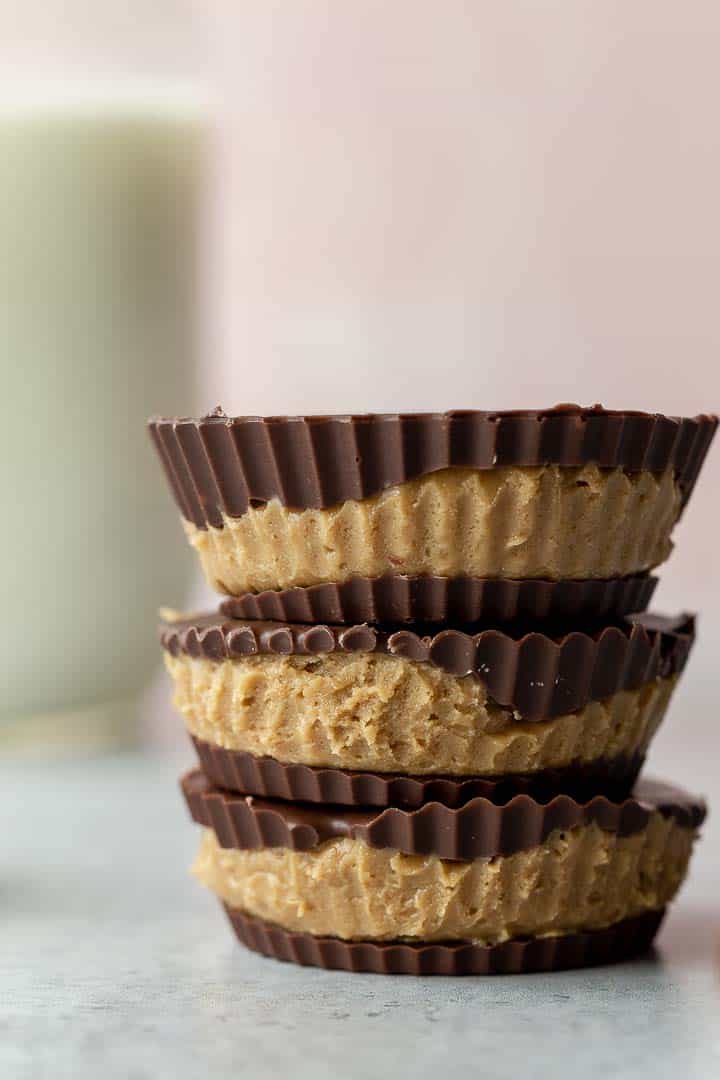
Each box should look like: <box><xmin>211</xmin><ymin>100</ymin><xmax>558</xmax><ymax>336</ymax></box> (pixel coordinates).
<box><xmin>0</xmin><ymin>83</ymin><xmax>206</xmax><ymax>750</ymax></box>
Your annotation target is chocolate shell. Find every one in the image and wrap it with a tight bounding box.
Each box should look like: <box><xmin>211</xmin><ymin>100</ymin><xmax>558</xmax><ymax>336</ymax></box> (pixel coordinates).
<box><xmin>223</xmin><ymin>907</ymin><xmax>665</xmax><ymax>975</ymax></box>
<box><xmin>161</xmin><ymin>611</ymin><xmax>695</xmax><ymax>720</ymax></box>
<box><xmin>191</xmin><ymin>736</ymin><xmax>644</xmax><ymax>808</ymax></box>
<box><xmin>181</xmin><ymin>770</ymin><xmax>706</xmax><ymax>861</ymax></box>
<box><xmin>219</xmin><ymin>572</ymin><xmax>658</xmax><ymax>625</ymax></box>
<box><xmin>148</xmin><ymin>406</ymin><xmax>717</xmax><ymax>527</ymax></box>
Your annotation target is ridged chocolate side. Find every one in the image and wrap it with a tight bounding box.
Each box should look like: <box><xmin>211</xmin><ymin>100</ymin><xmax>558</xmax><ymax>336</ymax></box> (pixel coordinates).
<box><xmin>181</xmin><ymin>770</ymin><xmax>706</xmax><ymax>861</ymax></box>
<box><xmin>219</xmin><ymin>573</ymin><xmax>658</xmax><ymax>625</ymax></box>
<box><xmin>148</xmin><ymin>407</ymin><xmax>717</xmax><ymax>526</ymax></box>
<box><xmin>223</xmin><ymin>907</ymin><xmax>665</xmax><ymax>975</ymax></box>
<box><xmin>161</xmin><ymin>611</ymin><xmax>695</xmax><ymax>720</ymax></box>
<box><xmin>191</xmin><ymin>737</ymin><xmax>644</xmax><ymax>808</ymax></box>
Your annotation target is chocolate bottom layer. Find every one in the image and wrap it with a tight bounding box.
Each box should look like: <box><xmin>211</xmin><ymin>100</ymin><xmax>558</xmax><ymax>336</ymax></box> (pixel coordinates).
<box><xmin>219</xmin><ymin>573</ymin><xmax>658</xmax><ymax>625</ymax></box>
<box><xmin>223</xmin><ymin>906</ymin><xmax>665</xmax><ymax>975</ymax></box>
<box><xmin>192</xmin><ymin>736</ymin><xmax>644</xmax><ymax>807</ymax></box>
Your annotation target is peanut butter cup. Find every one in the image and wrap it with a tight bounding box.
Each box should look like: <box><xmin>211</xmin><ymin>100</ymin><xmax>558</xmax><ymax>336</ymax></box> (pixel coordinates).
<box><xmin>184</xmin><ymin>770</ymin><xmax>704</xmax><ymax>974</ymax></box>
<box><xmin>162</xmin><ymin>611</ymin><xmax>692</xmax><ymax>799</ymax></box>
<box><xmin>149</xmin><ymin>407</ymin><xmax>716</xmax><ymax>614</ymax></box>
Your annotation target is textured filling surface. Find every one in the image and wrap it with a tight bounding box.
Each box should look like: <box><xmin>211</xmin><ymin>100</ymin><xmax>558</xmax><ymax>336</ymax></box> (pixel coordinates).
<box><xmin>184</xmin><ymin>465</ymin><xmax>682</xmax><ymax>593</ymax></box>
<box><xmin>193</xmin><ymin>816</ymin><xmax>695</xmax><ymax>943</ymax></box>
<box><xmin>167</xmin><ymin>651</ymin><xmax>676</xmax><ymax>776</ymax></box>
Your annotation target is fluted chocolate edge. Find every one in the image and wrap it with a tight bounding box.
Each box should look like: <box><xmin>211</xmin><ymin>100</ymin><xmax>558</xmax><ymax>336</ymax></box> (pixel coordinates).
<box><xmin>181</xmin><ymin>770</ymin><xmax>706</xmax><ymax>862</ymax></box>
<box><xmin>148</xmin><ymin>406</ymin><xmax>717</xmax><ymax>526</ymax></box>
<box><xmin>191</xmin><ymin>737</ymin><xmax>644</xmax><ymax>808</ymax></box>
<box><xmin>161</xmin><ymin>611</ymin><xmax>695</xmax><ymax>719</ymax></box>
<box><xmin>219</xmin><ymin>572</ymin><xmax>658</xmax><ymax>625</ymax></box>
<box><xmin>223</xmin><ymin>906</ymin><xmax>666</xmax><ymax>975</ymax></box>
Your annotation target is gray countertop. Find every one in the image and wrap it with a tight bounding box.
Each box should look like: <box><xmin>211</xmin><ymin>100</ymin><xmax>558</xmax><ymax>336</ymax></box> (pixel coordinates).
<box><xmin>3</xmin><ymin>752</ymin><xmax>719</xmax><ymax>1080</ymax></box>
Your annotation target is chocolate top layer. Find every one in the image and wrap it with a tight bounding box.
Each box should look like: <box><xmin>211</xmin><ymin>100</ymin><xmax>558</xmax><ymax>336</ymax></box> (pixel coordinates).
<box><xmin>148</xmin><ymin>406</ymin><xmax>717</xmax><ymax>526</ymax></box>
<box><xmin>182</xmin><ymin>769</ymin><xmax>706</xmax><ymax>861</ymax></box>
<box><xmin>160</xmin><ymin>610</ymin><xmax>695</xmax><ymax>720</ymax></box>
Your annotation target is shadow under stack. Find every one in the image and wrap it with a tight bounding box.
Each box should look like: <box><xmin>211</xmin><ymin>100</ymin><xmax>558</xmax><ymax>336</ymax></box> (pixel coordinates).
<box><xmin>149</xmin><ymin>406</ymin><xmax>715</xmax><ymax>975</ymax></box>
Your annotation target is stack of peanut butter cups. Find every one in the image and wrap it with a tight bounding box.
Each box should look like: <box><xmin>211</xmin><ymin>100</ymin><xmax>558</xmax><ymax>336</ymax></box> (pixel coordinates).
<box><xmin>149</xmin><ymin>406</ymin><xmax>716</xmax><ymax>975</ymax></box>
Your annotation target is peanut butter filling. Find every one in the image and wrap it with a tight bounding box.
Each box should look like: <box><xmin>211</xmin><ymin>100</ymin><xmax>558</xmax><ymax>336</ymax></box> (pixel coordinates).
<box><xmin>193</xmin><ymin>815</ymin><xmax>695</xmax><ymax>944</ymax></box>
<box><xmin>184</xmin><ymin>464</ymin><xmax>681</xmax><ymax>594</ymax></box>
<box><xmin>166</xmin><ymin>650</ymin><xmax>676</xmax><ymax>776</ymax></box>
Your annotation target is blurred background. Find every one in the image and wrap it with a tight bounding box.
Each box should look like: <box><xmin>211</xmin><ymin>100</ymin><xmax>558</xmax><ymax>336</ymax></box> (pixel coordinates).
<box><xmin>1</xmin><ymin>2</ymin><xmax>718</xmax><ymax>820</ymax></box>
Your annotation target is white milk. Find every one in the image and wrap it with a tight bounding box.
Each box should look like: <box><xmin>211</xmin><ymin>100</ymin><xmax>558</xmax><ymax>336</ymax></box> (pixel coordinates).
<box><xmin>0</xmin><ymin>84</ymin><xmax>206</xmax><ymax>747</ymax></box>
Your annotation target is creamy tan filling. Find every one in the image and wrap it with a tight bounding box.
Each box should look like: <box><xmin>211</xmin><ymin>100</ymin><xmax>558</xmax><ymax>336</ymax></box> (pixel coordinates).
<box><xmin>167</xmin><ymin>651</ymin><xmax>675</xmax><ymax>776</ymax></box>
<box><xmin>193</xmin><ymin>816</ymin><xmax>695</xmax><ymax>943</ymax></box>
<box><xmin>184</xmin><ymin>464</ymin><xmax>681</xmax><ymax>594</ymax></box>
